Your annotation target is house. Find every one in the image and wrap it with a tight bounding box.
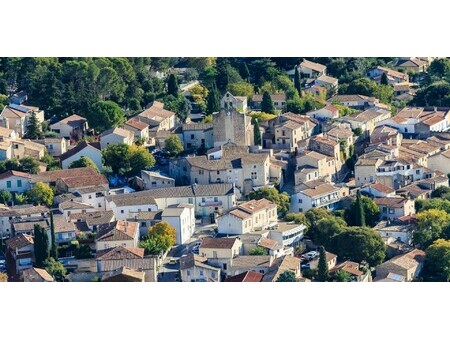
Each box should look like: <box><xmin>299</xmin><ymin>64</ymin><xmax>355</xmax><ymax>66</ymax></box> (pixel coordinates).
<box><xmin>217</xmin><ymin>199</ymin><xmax>277</xmax><ymax>235</ymax></box>
<box><xmin>161</xmin><ymin>204</ymin><xmax>195</xmax><ymax>245</ymax></box>
<box><xmin>374</xmin><ymin>272</ymin><xmax>406</xmax><ymax>282</ymax></box>
<box><xmin>69</xmin><ymin>210</ymin><xmax>116</xmax><ymax>232</ymax></box>
<box><xmin>290</xmin><ymin>181</ymin><xmax>343</xmax><ymax>212</ymax></box>
<box><xmin>199</xmin><ymin>237</ymin><xmax>242</xmax><ymax>259</ymax></box>
<box><xmin>50</xmin><ymin>114</ymin><xmax>89</xmax><ymax>139</ymax></box>
<box><xmin>137</xmin><ymin>101</ymin><xmax>176</xmax><ymax>131</ymax></box>
<box><xmin>129</xmin><ymin>210</ymin><xmax>162</xmax><ymax>238</ymax></box>
<box><xmin>122</xmin><ymin>118</ymin><xmax>150</xmax><ymax>143</ymax></box>
<box><xmin>288</xmin><ymin>59</ymin><xmax>326</xmax><ymax>79</ymax></box>
<box><xmin>5</xmin><ymin>139</ymin><xmax>46</xmax><ymax>160</ymax></box>
<box><xmin>395</xmin><ymin>57</ymin><xmax>428</xmax><ymax>73</ymax></box>
<box><xmin>100</xmin><ymin>127</ymin><xmax>134</xmax><ymax>150</ymax></box>
<box><xmin>375</xmin><ymin>249</ymin><xmax>426</xmax><ymax>281</ymax></box>
<box><xmin>53</xmin><ymin>214</ymin><xmax>77</xmax><ymax>244</ymax></box>
<box><xmin>227</xmin><ymin>255</ymin><xmax>274</xmax><ymax>277</ymax></box>
<box><xmin>315</xmin><ymin>74</ymin><xmax>338</xmax><ymax>92</ymax></box>
<box><xmin>55</xmin><ymin>172</ymin><xmax>109</xmax><ymax>194</ymax></box>
<box><xmin>0</xmin><ymin>205</ymin><xmax>49</xmax><ymax>239</ymax></box>
<box><xmin>140</xmin><ymin>170</ymin><xmax>175</xmax><ymax>190</ymax></box>
<box><xmin>366</xmin><ymin>66</ymin><xmax>409</xmax><ymax>84</ymax></box>
<box><xmin>330</xmin><ymin>261</ymin><xmax>371</xmax><ymax>282</ymax></box>
<box><xmin>428</xmin><ymin>149</ymin><xmax>450</xmax><ymax>174</ymax></box>
<box><xmin>261</xmin><ymin>255</ymin><xmax>302</xmax><ymax>282</ymax></box>
<box><xmin>224</xmin><ymin>270</ymin><xmax>264</xmax><ymax>282</ymax></box>
<box><xmin>5</xmin><ymin>233</ymin><xmax>34</xmax><ymax>277</ymax></box>
<box><xmin>181</xmin><ymin>123</ymin><xmax>214</xmax><ymax>150</ymax></box>
<box><xmin>306</xmin><ymin>105</ymin><xmax>340</xmax><ymax>120</ymax></box>
<box><xmin>59</xmin><ymin>141</ymin><xmax>103</xmax><ymax>170</ymax></box>
<box><xmin>70</xmin><ymin>185</ymin><xmax>109</xmax><ymax>210</ymax></box>
<box><xmin>397</xmin><ymin>175</ymin><xmax>449</xmax><ymax>200</ymax></box>
<box><xmin>370</xmin><ymin>125</ymin><xmax>402</xmax><ymax>146</ymax></box>
<box><xmin>340</xmin><ymin>108</ymin><xmax>392</xmax><ymax>136</ymax></box>
<box><xmin>250</xmin><ymin>93</ymin><xmax>286</xmax><ymax>111</ymax></box>
<box><xmin>374</xmin><ymin>219</ymin><xmax>414</xmax><ymax>245</ymax></box>
<box><xmin>59</xmin><ymin>201</ymin><xmax>97</xmax><ymax>219</ymax></box>
<box><xmin>0</xmin><ymin>170</ymin><xmax>31</xmax><ymax>193</ymax></box>
<box><xmin>374</xmin><ymin>196</ymin><xmax>415</xmax><ymax>220</ymax></box>
<box><xmin>96</xmin><ymin>246</ymin><xmax>157</xmax><ymax>282</ymax></box>
<box><xmin>374</xmin><ymin>159</ymin><xmax>432</xmax><ymax>190</ymax></box>
<box><xmin>0</xmin><ymin>126</ymin><xmax>17</xmax><ymax>140</ymax></box>
<box><xmin>327</xmin><ymin>94</ymin><xmax>379</xmax><ymax>109</ymax></box>
<box><xmin>360</xmin><ymin>182</ymin><xmax>396</xmax><ymax>198</ymax></box>
<box><xmin>212</xmin><ymin>96</ymin><xmax>252</xmax><ymax>147</ymax></box>
<box><xmin>95</xmin><ymin>220</ymin><xmax>139</xmax><ymax>250</ymax></box>
<box><xmin>32</xmin><ymin>167</ymin><xmax>99</xmax><ymax>188</ymax></box>
<box><xmin>326</xmin><ymin>126</ymin><xmax>354</xmax><ymax>146</ymax></box>
<box><xmin>238</xmin><ymin>234</ymin><xmax>285</xmax><ymax>257</ymax></box>
<box><xmin>269</xmin><ymin>222</ymin><xmax>306</xmax><ymax>248</ymax></box>
<box><xmin>35</xmin><ymin>137</ymin><xmax>69</xmax><ymax>156</ymax></box>
<box><xmin>105</xmin><ymin>191</ymin><xmax>158</xmax><ymax>220</ymax></box>
<box><xmin>22</xmin><ymin>267</ymin><xmax>54</xmax><ymax>282</ymax></box>
<box><xmin>101</xmin><ymin>267</ymin><xmax>145</xmax><ymax>282</ymax></box>
<box><xmin>354</xmin><ymin>158</ymin><xmax>383</xmax><ymax>186</ymax></box>
<box><xmin>308</xmin><ymin>251</ymin><xmax>338</xmax><ymax>270</ymax></box>
<box><xmin>0</xmin><ymin>104</ymin><xmax>45</xmax><ymax>137</ymax></box>
<box><xmin>9</xmin><ymin>91</ymin><xmax>28</xmax><ymax>105</ymax></box>
<box><xmin>179</xmin><ymin>253</ymin><xmax>221</xmax><ymax>282</ymax></box>
<box><xmin>308</xmin><ymin>135</ymin><xmax>340</xmax><ymax>160</ymax></box>
<box><xmin>296</xmin><ymin>151</ymin><xmax>339</xmax><ymax>182</ymax></box>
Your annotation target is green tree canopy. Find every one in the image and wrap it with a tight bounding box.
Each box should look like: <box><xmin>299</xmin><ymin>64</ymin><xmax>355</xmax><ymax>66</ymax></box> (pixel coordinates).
<box><xmin>34</xmin><ymin>224</ymin><xmax>49</xmax><ymax>268</ymax></box>
<box><xmin>164</xmin><ymin>135</ymin><xmax>184</xmax><ymax>157</ymax></box>
<box><xmin>28</xmin><ymin>182</ymin><xmax>54</xmax><ymax>206</ymax></box>
<box><xmin>422</xmin><ymin>239</ymin><xmax>450</xmax><ymax>282</ymax></box>
<box><xmin>88</xmin><ymin>100</ymin><xmax>125</xmax><ymax>133</ymax></box>
<box><xmin>25</xmin><ymin>112</ymin><xmax>43</xmax><ymax>139</ymax></box>
<box><xmin>345</xmin><ymin>194</ymin><xmax>380</xmax><ymax>227</ymax></box>
<box><xmin>227</xmin><ymin>81</ymin><xmax>254</xmax><ymax>98</ymax></box>
<box><xmin>317</xmin><ymin>246</ymin><xmax>329</xmax><ymax>282</ymax></box>
<box><xmin>413</xmin><ymin>209</ymin><xmax>450</xmax><ymax>249</ymax></box>
<box><xmin>139</xmin><ymin>221</ymin><xmax>176</xmax><ymax>255</ymax></box>
<box><xmin>308</xmin><ymin>216</ymin><xmax>347</xmax><ymax>248</ymax></box>
<box><xmin>249</xmin><ymin>246</ymin><xmax>267</xmax><ymax>256</ymax></box>
<box><xmin>102</xmin><ymin>143</ymin><xmax>155</xmax><ymax>177</ymax></box>
<box><xmin>261</xmin><ymin>91</ymin><xmax>276</xmax><ymax>114</ymax></box>
<box><xmin>68</xmin><ymin>156</ymin><xmax>98</xmax><ymax>170</ymax></box>
<box><xmin>44</xmin><ymin>257</ymin><xmax>67</xmax><ymax>282</ymax></box>
<box><xmin>276</xmin><ymin>270</ymin><xmax>298</xmax><ymax>282</ymax></box>
<box><xmin>167</xmin><ymin>74</ymin><xmax>179</xmax><ymax>96</ymax></box>
<box><xmin>248</xmin><ymin>187</ymin><xmax>290</xmax><ymax>215</ymax></box>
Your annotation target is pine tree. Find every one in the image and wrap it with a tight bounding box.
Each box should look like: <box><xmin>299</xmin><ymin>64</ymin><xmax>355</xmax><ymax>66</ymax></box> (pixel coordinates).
<box><xmin>355</xmin><ymin>190</ymin><xmax>366</xmax><ymax>227</ymax></box>
<box><xmin>25</xmin><ymin>112</ymin><xmax>42</xmax><ymax>139</ymax></box>
<box><xmin>34</xmin><ymin>224</ymin><xmax>49</xmax><ymax>268</ymax></box>
<box><xmin>261</xmin><ymin>91</ymin><xmax>275</xmax><ymax>114</ymax></box>
<box><xmin>239</xmin><ymin>62</ymin><xmax>250</xmax><ymax>81</ymax></box>
<box><xmin>294</xmin><ymin>66</ymin><xmax>302</xmax><ymax>96</ymax></box>
<box><xmin>49</xmin><ymin>211</ymin><xmax>58</xmax><ymax>259</ymax></box>
<box><xmin>253</xmin><ymin>119</ymin><xmax>261</xmax><ymax>146</ymax></box>
<box><xmin>380</xmin><ymin>72</ymin><xmax>389</xmax><ymax>86</ymax></box>
<box><xmin>167</xmin><ymin>74</ymin><xmax>179</xmax><ymax>96</ymax></box>
<box><xmin>318</xmin><ymin>246</ymin><xmax>329</xmax><ymax>282</ymax></box>
<box><xmin>206</xmin><ymin>81</ymin><xmax>220</xmax><ymax>114</ymax></box>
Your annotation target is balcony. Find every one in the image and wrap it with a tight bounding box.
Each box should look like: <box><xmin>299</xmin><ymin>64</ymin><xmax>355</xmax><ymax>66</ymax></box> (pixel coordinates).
<box><xmin>312</xmin><ymin>195</ymin><xmax>340</xmax><ymax>208</ymax></box>
<box><xmin>199</xmin><ymin>201</ymin><xmax>222</xmax><ymax>207</ymax></box>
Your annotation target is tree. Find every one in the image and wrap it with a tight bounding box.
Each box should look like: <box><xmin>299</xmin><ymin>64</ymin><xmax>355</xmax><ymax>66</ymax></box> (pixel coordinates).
<box><xmin>330</xmin><ymin>227</ymin><xmax>385</xmax><ymax>266</ymax></box>
<box><xmin>49</xmin><ymin>211</ymin><xmax>58</xmax><ymax>259</ymax></box>
<box><xmin>0</xmin><ymin>272</ymin><xmax>7</xmax><ymax>282</ymax></box>
<box><xmin>102</xmin><ymin>143</ymin><xmax>155</xmax><ymax>177</ymax></box>
<box><xmin>88</xmin><ymin>101</ymin><xmax>125</xmax><ymax>133</ymax></box>
<box><xmin>334</xmin><ymin>269</ymin><xmax>351</xmax><ymax>282</ymax></box>
<box><xmin>14</xmin><ymin>193</ymin><xmax>27</xmax><ymax>205</ymax></box>
<box><xmin>206</xmin><ymin>81</ymin><xmax>220</xmax><ymax>114</ymax></box>
<box><xmin>34</xmin><ymin>224</ymin><xmax>49</xmax><ymax>268</ymax></box>
<box><xmin>145</xmin><ymin>221</ymin><xmax>176</xmax><ymax>253</ymax></box>
<box><xmin>25</xmin><ymin>112</ymin><xmax>43</xmax><ymax>139</ymax></box>
<box><xmin>317</xmin><ymin>246</ymin><xmax>329</xmax><ymax>282</ymax></box>
<box><xmin>248</xmin><ymin>187</ymin><xmax>290</xmax><ymax>215</ymax></box>
<box><xmin>354</xmin><ymin>190</ymin><xmax>366</xmax><ymax>227</ymax></box>
<box><xmin>294</xmin><ymin>66</ymin><xmax>302</xmax><ymax>96</ymax></box>
<box><xmin>285</xmin><ymin>212</ymin><xmax>308</xmax><ymax>226</ymax></box>
<box><xmin>431</xmin><ymin>186</ymin><xmax>450</xmax><ymax>199</ymax></box>
<box><xmin>308</xmin><ymin>216</ymin><xmax>347</xmax><ymax>248</ymax></box>
<box><xmin>19</xmin><ymin>157</ymin><xmax>40</xmax><ymax>174</ymax></box>
<box><xmin>261</xmin><ymin>91</ymin><xmax>275</xmax><ymax>114</ymax></box>
<box><xmin>413</xmin><ymin>209</ymin><xmax>450</xmax><ymax>249</ymax></box>
<box><xmin>44</xmin><ymin>257</ymin><xmax>67</xmax><ymax>282</ymax></box>
<box><xmin>68</xmin><ymin>156</ymin><xmax>98</xmax><ymax>170</ymax></box>
<box><xmin>28</xmin><ymin>182</ymin><xmax>54</xmax><ymax>206</ymax></box>
<box><xmin>0</xmin><ymin>190</ymin><xmax>12</xmax><ymax>205</ymax></box>
<box><xmin>227</xmin><ymin>81</ymin><xmax>254</xmax><ymax>98</ymax></box>
<box><xmin>276</xmin><ymin>270</ymin><xmax>298</xmax><ymax>282</ymax></box>
<box><xmin>164</xmin><ymin>135</ymin><xmax>183</xmax><ymax>157</ymax></box>
<box><xmin>167</xmin><ymin>73</ymin><xmax>179</xmax><ymax>96</ymax></box>
<box><xmin>422</xmin><ymin>239</ymin><xmax>450</xmax><ymax>281</ymax></box>
<box><xmin>239</xmin><ymin>62</ymin><xmax>250</xmax><ymax>81</ymax></box>
<box><xmin>305</xmin><ymin>208</ymin><xmax>333</xmax><ymax>228</ymax></box>
<box><xmin>253</xmin><ymin>119</ymin><xmax>261</xmax><ymax>146</ymax></box>
<box><xmin>128</xmin><ymin>145</ymin><xmax>156</xmax><ymax>176</ymax></box>
<box><xmin>189</xmin><ymin>83</ymin><xmax>209</xmax><ymax>111</ymax></box>
<box><xmin>0</xmin><ymin>94</ymin><xmax>8</xmax><ymax>111</ymax></box>
<box><xmin>345</xmin><ymin>194</ymin><xmax>380</xmax><ymax>227</ymax></box>
<box><xmin>380</xmin><ymin>72</ymin><xmax>389</xmax><ymax>85</ymax></box>
<box><xmin>249</xmin><ymin>247</ymin><xmax>267</xmax><ymax>255</ymax></box>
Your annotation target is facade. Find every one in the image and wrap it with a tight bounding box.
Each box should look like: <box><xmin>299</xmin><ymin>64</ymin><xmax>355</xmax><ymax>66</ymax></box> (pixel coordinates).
<box><xmin>137</xmin><ymin>101</ymin><xmax>176</xmax><ymax>131</ymax></box>
<box><xmin>100</xmin><ymin>127</ymin><xmax>134</xmax><ymax>150</ymax></box>
<box><xmin>269</xmin><ymin>222</ymin><xmax>306</xmax><ymax>248</ymax></box>
<box><xmin>0</xmin><ymin>170</ymin><xmax>31</xmax><ymax>193</ymax></box>
<box><xmin>95</xmin><ymin>220</ymin><xmax>139</xmax><ymax>251</ymax></box>
<box><xmin>374</xmin><ymin>197</ymin><xmax>415</xmax><ymax>221</ymax></box>
<box><xmin>141</xmin><ymin>170</ymin><xmax>175</xmax><ymax>190</ymax></box>
<box><xmin>181</xmin><ymin>123</ymin><xmax>214</xmax><ymax>150</ymax></box>
<box><xmin>375</xmin><ymin>249</ymin><xmax>425</xmax><ymax>282</ymax></box>
<box><xmin>60</xmin><ymin>141</ymin><xmax>103</xmax><ymax>170</ymax></box>
<box><xmin>35</xmin><ymin>138</ymin><xmax>69</xmax><ymax>156</ymax></box>
<box><xmin>291</xmin><ymin>182</ymin><xmax>343</xmax><ymax>212</ymax></box>
<box><xmin>105</xmin><ymin>192</ymin><xmax>158</xmax><ymax>220</ymax></box>
<box><xmin>122</xmin><ymin>118</ymin><xmax>150</xmax><ymax>142</ymax></box>
<box><xmin>50</xmin><ymin>114</ymin><xmax>89</xmax><ymax>139</ymax></box>
<box><xmin>161</xmin><ymin>204</ymin><xmax>195</xmax><ymax>245</ymax></box>
<box><xmin>179</xmin><ymin>253</ymin><xmax>221</xmax><ymax>282</ymax></box>
<box><xmin>250</xmin><ymin>93</ymin><xmax>286</xmax><ymax>111</ymax></box>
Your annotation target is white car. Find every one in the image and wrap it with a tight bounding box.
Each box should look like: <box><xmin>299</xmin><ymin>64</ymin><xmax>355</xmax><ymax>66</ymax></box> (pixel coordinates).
<box><xmin>301</xmin><ymin>251</ymin><xmax>319</xmax><ymax>260</ymax></box>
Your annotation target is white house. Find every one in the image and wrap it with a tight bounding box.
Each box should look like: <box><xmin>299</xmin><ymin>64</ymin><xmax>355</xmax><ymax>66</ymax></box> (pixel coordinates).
<box><xmin>269</xmin><ymin>222</ymin><xmax>306</xmax><ymax>248</ymax></box>
<box><xmin>50</xmin><ymin>114</ymin><xmax>88</xmax><ymax>139</ymax></box>
<box><xmin>306</xmin><ymin>105</ymin><xmax>340</xmax><ymax>120</ymax></box>
<box><xmin>161</xmin><ymin>204</ymin><xmax>195</xmax><ymax>245</ymax></box>
<box><xmin>291</xmin><ymin>182</ymin><xmax>344</xmax><ymax>213</ymax></box>
<box><xmin>217</xmin><ymin>199</ymin><xmax>277</xmax><ymax>235</ymax></box>
<box><xmin>100</xmin><ymin>127</ymin><xmax>134</xmax><ymax>150</ymax></box>
<box><xmin>60</xmin><ymin>141</ymin><xmax>103</xmax><ymax>170</ymax></box>
<box><xmin>141</xmin><ymin>170</ymin><xmax>175</xmax><ymax>190</ymax></box>
<box><xmin>95</xmin><ymin>220</ymin><xmax>139</xmax><ymax>251</ymax></box>
<box><xmin>0</xmin><ymin>170</ymin><xmax>31</xmax><ymax>193</ymax></box>
<box><xmin>35</xmin><ymin>138</ymin><xmax>69</xmax><ymax>156</ymax></box>
<box><xmin>105</xmin><ymin>191</ymin><xmax>158</xmax><ymax>220</ymax></box>
<box><xmin>122</xmin><ymin>118</ymin><xmax>150</xmax><ymax>143</ymax></box>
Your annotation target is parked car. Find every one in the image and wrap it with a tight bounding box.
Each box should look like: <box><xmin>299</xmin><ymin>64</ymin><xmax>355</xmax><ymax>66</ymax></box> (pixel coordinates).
<box><xmin>168</xmin><ymin>258</ymin><xmax>177</xmax><ymax>265</ymax></box>
<box><xmin>301</xmin><ymin>263</ymin><xmax>310</xmax><ymax>270</ymax></box>
<box><xmin>301</xmin><ymin>251</ymin><xmax>319</xmax><ymax>261</ymax></box>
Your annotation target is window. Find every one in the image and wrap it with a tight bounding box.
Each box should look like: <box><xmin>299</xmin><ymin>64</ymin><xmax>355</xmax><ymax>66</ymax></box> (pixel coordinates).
<box><xmin>49</xmin><ymin>144</ymin><xmax>54</xmax><ymax>150</ymax></box>
<box><xmin>88</xmin><ymin>195</ymin><xmax>92</xmax><ymax>199</ymax></box>
<box><xmin>217</xmin><ymin>171</ymin><xmax>220</xmax><ymax>175</ymax></box>
<box><xmin>187</xmin><ymin>270</ymin><xmax>190</xmax><ymax>276</ymax></box>
<box><xmin>199</xmin><ymin>270</ymin><xmax>204</xmax><ymax>276</ymax></box>
<box><xmin>98</xmin><ymin>203</ymin><xmax>102</xmax><ymax>207</ymax></box>
<box><xmin>416</xmin><ymin>170</ymin><xmax>420</xmax><ymax>174</ymax></box>
<box><xmin>251</xmin><ymin>172</ymin><xmax>257</xmax><ymax>179</ymax></box>
<box><xmin>190</xmin><ymin>134</ymin><xmax>194</xmax><ymax>139</ymax></box>
<box><xmin>214</xmin><ymin>197</ymin><xmax>218</xmax><ymax>202</ymax></box>
<box><xmin>223</xmin><ymin>263</ymin><xmax>227</xmax><ymax>270</ymax></box>
<box><xmin>282</xmin><ymin>130</ymin><xmax>286</xmax><ymax>136</ymax></box>
<box><xmin>17</xmin><ymin>180</ymin><xmax>22</xmax><ymax>188</ymax></box>
<box><xmin>6</xmin><ymin>181</ymin><xmax>11</xmax><ymax>188</ymax></box>
<box><xmin>259</xmin><ymin>270</ymin><xmax>265</xmax><ymax>274</ymax></box>
<box><xmin>199</xmin><ymin>170</ymin><xmax>204</xmax><ymax>175</ymax></box>
<box><xmin>121</xmin><ymin>210</ymin><xmax>124</xmax><ymax>214</ymax></box>
<box><xmin>188</xmin><ymin>198</ymin><xmax>193</xmax><ymax>204</ymax></box>
<box><xmin>298</xmin><ymin>199</ymin><xmax>303</xmax><ymax>203</ymax></box>
<box><xmin>211</xmin><ymin>271</ymin><xmax>216</xmax><ymax>278</ymax></box>
<box><xmin>151</xmin><ymin>181</ymin><xmax>157</xmax><ymax>186</ymax></box>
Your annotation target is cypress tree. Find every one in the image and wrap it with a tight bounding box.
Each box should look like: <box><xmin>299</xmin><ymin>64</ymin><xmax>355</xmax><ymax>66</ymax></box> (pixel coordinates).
<box><xmin>34</xmin><ymin>224</ymin><xmax>49</xmax><ymax>268</ymax></box>
<box><xmin>253</xmin><ymin>118</ymin><xmax>261</xmax><ymax>146</ymax></box>
<box><xmin>167</xmin><ymin>74</ymin><xmax>179</xmax><ymax>96</ymax></box>
<box><xmin>355</xmin><ymin>190</ymin><xmax>366</xmax><ymax>227</ymax></box>
<box><xmin>239</xmin><ymin>62</ymin><xmax>250</xmax><ymax>81</ymax></box>
<box><xmin>380</xmin><ymin>72</ymin><xmax>389</xmax><ymax>86</ymax></box>
<box><xmin>294</xmin><ymin>66</ymin><xmax>302</xmax><ymax>96</ymax></box>
<box><xmin>25</xmin><ymin>112</ymin><xmax>42</xmax><ymax>139</ymax></box>
<box><xmin>49</xmin><ymin>211</ymin><xmax>58</xmax><ymax>259</ymax></box>
<box><xmin>261</xmin><ymin>91</ymin><xmax>275</xmax><ymax>114</ymax></box>
<box><xmin>206</xmin><ymin>81</ymin><xmax>220</xmax><ymax>114</ymax></box>
<box><xmin>318</xmin><ymin>246</ymin><xmax>329</xmax><ymax>282</ymax></box>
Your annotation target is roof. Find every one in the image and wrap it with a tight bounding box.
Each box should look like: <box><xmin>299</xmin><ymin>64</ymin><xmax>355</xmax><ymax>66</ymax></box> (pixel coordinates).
<box><xmin>101</xmin><ymin>267</ymin><xmax>145</xmax><ymax>282</ymax></box>
<box><xmin>380</xmin><ymin>249</ymin><xmax>426</xmax><ymax>271</ymax></box>
<box><xmin>59</xmin><ymin>173</ymin><xmax>108</xmax><ymax>189</ymax></box>
<box><xmin>300</xmin><ymin>59</ymin><xmax>326</xmax><ymax>73</ymax></box>
<box><xmin>52</xmin><ymin>114</ymin><xmax>87</xmax><ymax>127</ymax></box>
<box><xmin>374</xmin><ymin>196</ymin><xmax>410</xmax><ymax>208</ymax></box>
<box><xmin>124</xmin><ymin>118</ymin><xmax>148</xmax><ymax>131</ymax></box>
<box><xmin>22</xmin><ymin>267</ymin><xmax>54</xmax><ymax>282</ymax></box>
<box><xmin>251</xmin><ymin>93</ymin><xmax>286</xmax><ymax>102</ymax></box>
<box><xmin>31</xmin><ymin>167</ymin><xmax>99</xmax><ymax>184</ymax></box>
<box><xmin>70</xmin><ymin>210</ymin><xmax>115</xmax><ymax>226</ymax></box>
<box><xmin>130</xmin><ymin>184</ymin><xmax>235</xmax><ymax>199</ymax></box>
<box><xmin>330</xmin><ymin>260</ymin><xmax>363</xmax><ymax>276</ymax></box>
<box><xmin>278</xmin><ymin>120</ymin><xmax>303</xmax><ymax>130</ymax></box>
<box><xmin>300</xmin><ymin>183</ymin><xmax>339</xmax><ymax>198</ymax></box>
<box><xmin>13</xmin><ymin>220</ymin><xmax>48</xmax><ymax>232</ymax></box>
<box><xmin>96</xmin><ymin>246</ymin><xmax>145</xmax><ymax>260</ymax></box>
<box><xmin>59</xmin><ymin>141</ymin><xmax>101</xmax><ymax>162</ymax></box>
<box><xmin>139</xmin><ymin>101</ymin><xmax>175</xmax><ymax>121</ymax></box>
<box><xmin>6</xmin><ymin>233</ymin><xmax>34</xmax><ymax>250</ymax></box>
<box><xmin>179</xmin><ymin>253</ymin><xmax>220</xmax><ymax>272</ymax></box>
<box><xmin>182</xmin><ymin>123</ymin><xmax>213</xmax><ymax>131</ymax></box>
<box><xmin>106</xmin><ymin>191</ymin><xmax>156</xmax><ymax>207</ymax></box>
<box><xmin>161</xmin><ymin>206</ymin><xmax>188</xmax><ymax>217</ymax></box>
<box><xmin>185</xmin><ymin>152</ymin><xmax>268</xmax><ymax>171</ymax></box>
<box><xmin>225</xmin><ymin>199</ymin><xmax>276</xmax><ymax>220</ymax></box>
<box><xmin>367</xmin><ymin>182</ymin><xmax>395</xmax><ymax>194</ymax></box>
<box><xmin>374</xmin><ymin>66</ymin><xmax>408</xmax><ymax>80</ymax></box>
<box><xmin>200</xmin><ymin>237</ymin><xmax>238</xmax><ymax>249</ymax></box>
<box><xmin>0</xmin><ymin>205</ymin><xmax>49</xmax><ymax>217</ymax></box>
<box><xmin>326</xmin><ymin>127</ymin><xmax>353</xmax><ymax>139</ymax></box>
<box><xmin>100</xmin><ymin>127</ymin><xmax>134</xmax><ymax>139</ymax></box>
<box><xmin>0</xmin><ymin>126</ymin><xmax>15</xmax><ymax>138</ymax></box>
<box><xmin>231</xmin><ymin>255</ymin><xmax>272</xmax><ymax>268</ymax></box>
<box><xmin>53</xmin><ymin>214</ymin><xmax>76</xmax><ymax>233</ymax></box>
<box><xmin>311</xmin><ymin>135</ymin><xmax>339</xmax><ymax>147</ymax></box>
<box><xmin>0</xmin><ymin>170</ymin><xmax>31</xmax><ymax>180</ymax></box>
<box><xmin>262</xmin><ymin>255</ymin><xmax>301</xmax><ymax>282</ymax></box>
<box><xmin>141</xmin><ymin>170</ymin><xmax>173</xmax><ymax>180</ymax></box>
<box><xmin>258</xmin><ymin>237</ymin><xmax>280</xmax><ymax>250</ymax></box>
<box><xmin>328</xmin><ymin>94</ymin><xmax>377</xmax><ymax>104</ymax></box>
<box><xmin>344</xmin><ymin>108</ymin><xmax>391</xmax><ymax>123</ymax></box>
<box><xmin>224</xmin><ymin>271</ymin><xmax>264</xmax><ymax>282</ymax></box>
<box><xmin>96</xmin><ymin>220</ymin><xmax>138</xmax><ymax>242</ymax></box>
<box><xmin>59</xmin><ymin>200</ymin><xmax>94</xmax><ymax>210</ymax></box>
<box><xmin>1</xmin><ymin>106</ymin><xmax>27</xmax><ymax>118</ymax></box>
<box><xmin>316</xmin><ymin>74</ymin><xmax>338</xmax><ymax>84</ymax></box>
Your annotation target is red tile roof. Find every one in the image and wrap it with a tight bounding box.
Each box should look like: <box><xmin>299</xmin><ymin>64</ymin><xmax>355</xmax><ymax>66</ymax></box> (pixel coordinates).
<box><xmin>224</xmin><ymin>271</ymin><xmax>264</xmax><ymax>282</ymax></box>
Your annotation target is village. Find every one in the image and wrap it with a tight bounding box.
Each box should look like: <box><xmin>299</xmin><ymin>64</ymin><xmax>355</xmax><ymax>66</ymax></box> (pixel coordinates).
<box><xmin>1</xmin><ymin>56</ymin><xmax>450</xmax><ymax>282</ymax></box>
